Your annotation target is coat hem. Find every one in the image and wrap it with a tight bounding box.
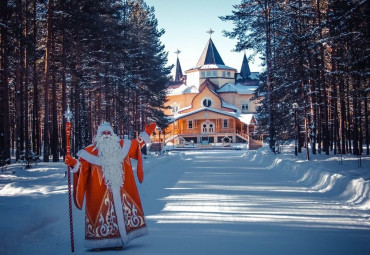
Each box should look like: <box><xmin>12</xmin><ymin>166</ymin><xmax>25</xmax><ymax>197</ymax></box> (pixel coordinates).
<box><xmin>84</xmin><ymin>226</ymin><xmax>148</xmax><ymax>249</ymax></box>
<box><xmin>84</xmin><ymin>237</ymin><xmax>122</xmax><ymax>249</ymax></box>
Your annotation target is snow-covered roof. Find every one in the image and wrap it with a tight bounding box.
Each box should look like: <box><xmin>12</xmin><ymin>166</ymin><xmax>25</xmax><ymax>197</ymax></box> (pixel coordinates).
<box><xmin>238</xmin><ymin>114</ymin><xmax>257</xmax><ymax>125</ymax></box>
<box><xmin>217</xmin><ymin>83</ymin><xmax>258</xmax><ymax>95</ymax></box>
<box><xmin>167</xmin><ymin>84</ymin><xmax>198</xmax><ymax>96</ymax></box>
<box><xmin>221</xmin><ymin>99</ymin><xmax>239</xmax><ymax>111</ymax></box>
<box><xmin>172</xmin><ymin>107</ymin><xmax>256</xmax><ymax>124</ymax></box>
<box><xmin>199</xmin><ymin>64</ymin><xmax>236</xmax><ymax>70</ymax></box>
<box><xmin>187</xmin><ymin>64</ymin><xmax>236</xmax><ymax>72</ymax></box>
<box><xmin>174</xmin><ymin>107</ymin><xmax>238</xmax><ymax>121</ymax></box>
<box><xmin>250</xmin><ymin>72</ymin><xmax>259</xmax><ymax>80</ymax></box>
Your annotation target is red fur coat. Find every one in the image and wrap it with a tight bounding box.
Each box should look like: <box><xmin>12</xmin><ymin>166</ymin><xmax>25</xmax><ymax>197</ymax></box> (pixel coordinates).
<box><xmin>73</xmin><ymin>138</ymin><xmax>147</xmax><ymax>249</ymax></box>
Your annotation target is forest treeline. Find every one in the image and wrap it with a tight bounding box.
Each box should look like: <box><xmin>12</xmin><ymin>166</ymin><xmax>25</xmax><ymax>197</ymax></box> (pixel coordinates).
<box><xmin>223</xmin><ymin>0</ymin><xmax>369</xmax><ymax>158</ymax></box>
<box><xmin>0</xmin><ymin>0</ymin><xmax>172</xmax><ymax>162</ymax></box>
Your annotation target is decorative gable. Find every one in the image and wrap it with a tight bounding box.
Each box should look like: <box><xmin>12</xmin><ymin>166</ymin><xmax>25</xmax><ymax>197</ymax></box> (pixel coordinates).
<box><xmin>178</xmin><ymin>79</ymin><xmax>236</xmax><ymax>115</ymax></box>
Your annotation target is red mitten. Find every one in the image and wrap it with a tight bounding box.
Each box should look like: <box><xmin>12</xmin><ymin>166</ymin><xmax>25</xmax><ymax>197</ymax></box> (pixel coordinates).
<box><xmin>145</xmin><ymin>122</ymin><xmax>156</xmax><ymax>135</ymax></box>
<box><xmin>65</xmin><ymin>155</ymin><xmax>77</xmax><ymax>168</ymax></box>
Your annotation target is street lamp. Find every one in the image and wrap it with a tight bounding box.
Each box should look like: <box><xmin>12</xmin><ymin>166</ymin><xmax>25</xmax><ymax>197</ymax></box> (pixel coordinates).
<box><xmin>292</xmin><ymin>103</ymin><xmax>298</xmax><ymax>156</ymax></box>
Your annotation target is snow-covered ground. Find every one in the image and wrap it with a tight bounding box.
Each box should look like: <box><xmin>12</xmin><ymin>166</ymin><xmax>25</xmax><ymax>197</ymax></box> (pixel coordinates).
<box><xmin>1</xmin><ymin>146</ymin><xmax>370</xmax><ymax>255</ymax></box>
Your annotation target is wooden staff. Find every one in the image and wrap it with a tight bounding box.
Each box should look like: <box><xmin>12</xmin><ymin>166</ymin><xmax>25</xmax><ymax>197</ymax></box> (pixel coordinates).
<box><xmin>64</xmin><ymin>105</ymin><xmax>75</xmax><ymax>252</ymax></box>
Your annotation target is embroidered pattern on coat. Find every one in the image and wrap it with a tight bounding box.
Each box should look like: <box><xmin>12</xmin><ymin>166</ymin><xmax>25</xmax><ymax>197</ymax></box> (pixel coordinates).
<box><xmin>86</xmin><ymin>196</ymin><xmax>119</xmax><ymax>239</ymax></box>
<box><xmin>123</xmin><ymin>194</ymin><xmax>145</xmax><ymax>232</ymax></box>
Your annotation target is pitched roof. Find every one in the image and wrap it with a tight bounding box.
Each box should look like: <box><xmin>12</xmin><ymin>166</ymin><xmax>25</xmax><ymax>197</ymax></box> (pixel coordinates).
<box><xmin>174</xmin><ymin>56</ymin><xmax>183</xmax><ymax>83</ymax></box>
<box><xmin>240</xmin><ymin>53</ymin><xmax>251</xmax><ymax>78</ymax></box>
<box><xmin>217</xmin><ymin>83</ymin><xmax>258</xmax><ymax>94</ymax></box>
<box><xmin>196</xmin><ymin>38</ymin><xmax>225</xmax><ymax>67</ymax></box>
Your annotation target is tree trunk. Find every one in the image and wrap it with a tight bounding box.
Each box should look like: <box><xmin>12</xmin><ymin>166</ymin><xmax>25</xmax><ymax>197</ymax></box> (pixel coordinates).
<box><xmin>24</xmin><ymin>0</ymin><xmax>30</xmax><ymax>155</ymax></box>
<box><xmin>43</xmin><ymin>0</ymin><xmax>53</xmax><ymax>162</ymax></box>
<box><xmin>265</xmin><ymin>0</ymin><xmax>274</xmax><ymax>152</ymax></box>
<box><xmin>365</xmin><ymin>89</ymin><xmax>369</xmax><ymax>155</ymax></box>
<box><xmin>32</xmin><ymin>0</ymin><xmax>40</xmax><ymax>155</ymax></box>
<box><xmin>0</xmin><ymin>0</ymin><xmax>11</xmax><ymax>161</ymax></box>
<box><xmin>51</xmin><ymin>67</ymin><xmax>58</xmax><ymax>162</ymax></box>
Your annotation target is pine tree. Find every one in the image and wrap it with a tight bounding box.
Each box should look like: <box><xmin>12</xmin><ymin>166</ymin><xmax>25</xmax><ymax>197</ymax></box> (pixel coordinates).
<box><xmin>221</xmin><ymin>0</ymin><xmax>277</xmax><ymax>152</ymax></box>
<box><xmin>2</xmin><ymin>0</ymin><xmax>173</xmax><ymax>160</ymax></box>
<box><xmin>223</xmin><ymin>0</ymin><xmax>368</xmax><ymax>158</ymax></box>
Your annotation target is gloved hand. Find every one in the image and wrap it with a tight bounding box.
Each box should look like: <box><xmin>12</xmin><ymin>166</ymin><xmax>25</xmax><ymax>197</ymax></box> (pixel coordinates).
<box><xmin>145</xmin><ymin>122</ymin><xmax>156</xmax><ymax>135</ymax></box>
<box><xmin>65</xmin><ymin>155</ymin><xmax>77</xmax><ymax>168</ymax></box>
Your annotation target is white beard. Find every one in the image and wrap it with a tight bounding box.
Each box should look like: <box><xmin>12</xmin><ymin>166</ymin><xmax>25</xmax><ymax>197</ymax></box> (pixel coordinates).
<box><xmin>95</xmin><ymin>134</ymin><xmax>123</xmax><ymax>190</ymax></box>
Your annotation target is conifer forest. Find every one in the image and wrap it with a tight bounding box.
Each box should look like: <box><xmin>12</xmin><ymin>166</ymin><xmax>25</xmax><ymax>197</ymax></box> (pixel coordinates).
<box><xmin>0</xmin><ymin>0</ymin><xmax>369</xmax><ymax>164</ymax></box>
<box><xmin>223</xmin><ymin>0</ymin><xmax>369</xmax><ymax>158</ymax></box>
<box><xmin>0</xmin><ymin>0</ymin><xmax>171</xmax><ymax>162</ymax></box>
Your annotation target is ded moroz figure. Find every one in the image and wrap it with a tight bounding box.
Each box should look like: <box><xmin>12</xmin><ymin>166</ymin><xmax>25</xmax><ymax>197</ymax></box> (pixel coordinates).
<box><xmin>65</xmin><ymin>121</ymin><xmax>156</xmax><ymax>251</ymax></box>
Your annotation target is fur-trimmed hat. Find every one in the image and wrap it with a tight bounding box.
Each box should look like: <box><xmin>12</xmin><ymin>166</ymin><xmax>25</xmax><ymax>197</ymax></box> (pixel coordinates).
<box><xmin>97</xmin><ymin>121</ymin><xmax>114</xmax><ymax>135</ymax></box>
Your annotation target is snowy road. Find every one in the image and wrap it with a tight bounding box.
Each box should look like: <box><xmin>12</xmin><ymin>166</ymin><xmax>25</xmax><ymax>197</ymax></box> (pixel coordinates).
<box><xmin>1</xmin><ymin>149</ymin><xmax>370</xmax><ymax>254</ymax></box>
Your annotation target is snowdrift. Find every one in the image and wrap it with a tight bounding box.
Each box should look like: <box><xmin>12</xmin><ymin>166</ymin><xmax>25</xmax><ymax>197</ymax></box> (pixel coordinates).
<box><xmin>243</xmin><ymin>147</ymin><xmax>370</xmax><ymax>210</ymax></box>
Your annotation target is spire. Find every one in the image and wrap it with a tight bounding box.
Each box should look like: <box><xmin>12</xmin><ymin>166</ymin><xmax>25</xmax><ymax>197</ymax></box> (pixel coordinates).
<box><xmin>196</xmin><ymin>30</ymin><xmax>225</xmax><ymax>67</ymax></box>
<box><xmin>240</xmin><ymin>53</ymin><xmax>251</xmax><ymax>79</ymax></box>
<box><xmin>174</xmin><ymin>49</ymin><xmax>183</xmax><ymax>83</ymax></box>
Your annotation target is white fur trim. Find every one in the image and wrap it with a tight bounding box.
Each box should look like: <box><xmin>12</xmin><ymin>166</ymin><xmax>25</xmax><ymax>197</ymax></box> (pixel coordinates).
<box><xmin>139</xmin><ymin>131</ymin><xmax>151</xmax><ymax>143</ymax></box>
<box><xmin>112</xmin><ymin>188</ymin><xmax>129</xmax><ymax>245</ymax></box>
<box><xmin>125</xmin><ymin>226</ymin><xmax>148</xmax><ymax>242</ymax></box>
<box><xmin>97</xmin><ymin>122</ymin><xmax>114</xmax><ymax>135</ymax></box>
<box><xmin>84</xmin><ymin>237</ymin><xmax>122</xmax><ymax>249</ymax></box>
<box><xmin>71</xmin><ymin>160</ymin><xmax>80</xmax><ymax>173</ymax></box>
<box><xmin>77</xmin><ymin>149</ymin><xmax>101</xmax><ymax>166</ymax></box>
<box><xmin>118</xmin><ymin>139</ymin><xmax>131</xmax><ymax>163</ymax></box>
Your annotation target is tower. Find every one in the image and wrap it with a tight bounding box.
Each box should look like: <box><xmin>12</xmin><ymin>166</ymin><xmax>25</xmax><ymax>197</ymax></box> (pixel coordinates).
<box><xmin>174</xmin><ymin>49</ymin><xmax>183</xmax><ymax>83</ymax></box>
<box><xmin>240</xmin><ymin>53</ymin><xmax>251</xmax><ymax>79</ymax></box>
<box><xmin>186</xmin><ymin>29</ymin><xmax>236</xmax><ymax>89</ymax></box>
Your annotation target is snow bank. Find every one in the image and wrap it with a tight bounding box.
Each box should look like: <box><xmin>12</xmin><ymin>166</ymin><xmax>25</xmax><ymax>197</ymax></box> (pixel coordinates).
<box><xmin>341</xmin><ymin>178</ymin><xmax>370</xmax><ymax>210</ymax></box>
<box><xmin>248</xmin><ymin>147</ymin><xmax>370</xmax><ymax>210</ymax></box>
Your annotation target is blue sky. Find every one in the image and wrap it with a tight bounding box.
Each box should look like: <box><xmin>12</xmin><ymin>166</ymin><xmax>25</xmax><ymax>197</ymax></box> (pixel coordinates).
<box><xmin>145</xmin><ymin>0</ymin><xmax>263</xmax><ymax>76</ymax></box>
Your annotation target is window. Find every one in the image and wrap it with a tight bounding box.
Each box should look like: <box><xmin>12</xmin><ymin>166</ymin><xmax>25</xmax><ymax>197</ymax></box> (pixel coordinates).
<box><xmin>223</xmin><ymin>119</ymin><xmax>229</xmax><ymax>128</ymax></box>
<box><xmin>188</xmin><ymin>120</ymin><xmax>193</xmax><ymax>129</ymax></box>
<box><xmin>202</xmin><ymin>124</ymin><xmax>207</xmax><ymax>132</ymax></box>
<box><xmin>241</xmin><ymin>103</ymin><xmax>249</xmax><ymax>113</ymax></box>
<box><xmin>171</xmin><ymin>104</ymin><xmax>179</xmax><ymax>114</ymax></box>
<box><xmin>201</xmin><ymin>121</ymin><xmax>215</xmax><ymax>133</ymax></box>
<box><xmin>202</xmin><ymin>98</ymin><xmax>212</xmax><ymax>107</ymax></box>
<box><xmin>209</xmin><ymin>123</ymin><xmax>214</xmax><ymax>133</ymax></box>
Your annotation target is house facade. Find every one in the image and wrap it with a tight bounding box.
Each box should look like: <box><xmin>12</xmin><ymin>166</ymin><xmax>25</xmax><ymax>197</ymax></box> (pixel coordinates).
<box><xmin>155</xmin><ymin>36</ymin><xmax>262</xmax><ymax>149</ymax></box>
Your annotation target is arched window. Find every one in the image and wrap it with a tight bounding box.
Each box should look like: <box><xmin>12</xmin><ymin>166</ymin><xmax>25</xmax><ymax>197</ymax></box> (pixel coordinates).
<box><xmin>201</xmin><ymin>121</ymin><xmax>215</xmax><ymax>133</ymax></box>
<box><xmin>209</xmin><ymin>123</ymin><xmax>214</xmax><ymax>132</ymax></box>
<box><xmin>202</xmin><ymin>123</ymin><xmax>207</xmax><ymax>132</ymax></box>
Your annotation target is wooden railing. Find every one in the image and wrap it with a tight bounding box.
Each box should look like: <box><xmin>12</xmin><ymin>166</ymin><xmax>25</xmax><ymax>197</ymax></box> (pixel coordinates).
<box><xmin>236</xmin><ymin>130</ymin><xmax>249</xmax><ymax>141</ymax></box>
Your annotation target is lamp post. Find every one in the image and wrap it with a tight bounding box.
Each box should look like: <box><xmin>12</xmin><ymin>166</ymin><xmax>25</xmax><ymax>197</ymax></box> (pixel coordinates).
<box><xmin>293</xmin><ymin>103</ymin><xmax>298</xmax><ymax>156</ymax></box>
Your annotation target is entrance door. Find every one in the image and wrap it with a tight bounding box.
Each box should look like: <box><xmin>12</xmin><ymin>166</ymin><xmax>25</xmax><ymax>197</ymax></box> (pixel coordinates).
<box><xmin>201</xmin><ymin>121</ymin><xmax>215</xmax><ymax>133</ymax></box>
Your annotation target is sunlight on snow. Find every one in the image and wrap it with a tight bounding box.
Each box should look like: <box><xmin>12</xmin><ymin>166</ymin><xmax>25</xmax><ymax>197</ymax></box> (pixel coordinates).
<box><xmin>147</xmin><ymin>191</ymin><xmax>370</xmax><ymax>230</ymax></box>
<box><xmin>0</xmin><ymin>183</ymin><xmax>68</xmax><ymax>196</ymax></box>
<box><xmin>0</xmin><ymin>163</ymin><xmax>68</xmax><ymax>197</ymax></box>
<box><xmin>146</xmin><ymin>149</ymin><xmax>370</xmax><ymax>231</ymax></box>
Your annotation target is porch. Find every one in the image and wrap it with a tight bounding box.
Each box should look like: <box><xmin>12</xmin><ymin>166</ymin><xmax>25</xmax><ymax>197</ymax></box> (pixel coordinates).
<box><xmin>150</xmin><ymin>114</ymin><xmax>261</xmax><ymax>149</ymax></box>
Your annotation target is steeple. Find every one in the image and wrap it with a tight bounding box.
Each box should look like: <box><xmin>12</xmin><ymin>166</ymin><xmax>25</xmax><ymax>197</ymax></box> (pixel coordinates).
<box><xmin>240</xmin><ymin>53</ymin><xmax>251</xmax><ymax>79</ymax></box>
<box><xmin>174</xmin><ymin>49</ymin><xmax>183</xmax><ymax>83</ymax></box>
<box><xmin>196</xmin><ymin>29</ymin><xmax>225</xmax><ymax>67</ymax></box>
